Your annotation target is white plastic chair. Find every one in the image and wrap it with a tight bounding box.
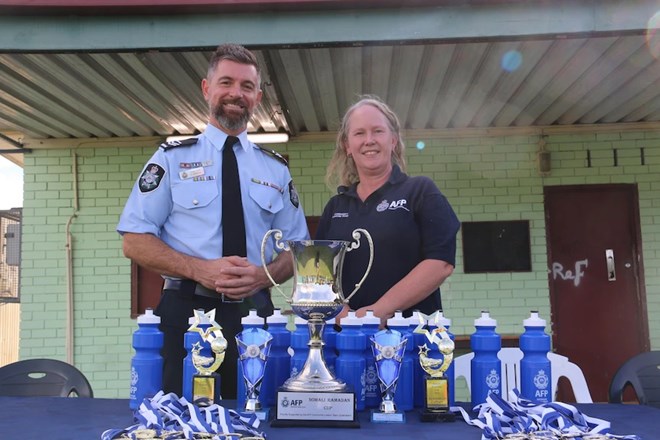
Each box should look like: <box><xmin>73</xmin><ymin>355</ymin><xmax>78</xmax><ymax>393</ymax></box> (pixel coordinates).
<box><xmin>454</xmin><ymin>347</ymin><xmax>593</xmax><ymax>403</ymax></box>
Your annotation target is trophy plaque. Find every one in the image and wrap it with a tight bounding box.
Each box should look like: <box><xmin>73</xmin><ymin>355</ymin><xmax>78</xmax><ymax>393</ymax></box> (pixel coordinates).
<box><xmin>261</xmin><ymin>228</ymin><xmax>373</xmax><ymax>427</ymax></box>
<box><xmin>414</xmin><ymin>311</ymin><xmax>456</xmax><ymax>422</ymax></box>
<box><xmin>236</xmin><ymin>327</ymin><xmax>273</xmax><ymax>420</ymax></box>
<box><xmin>189</xmin><ymin>309</ymin><xmax>227</xmax><ymax>406</ymax></box>
<box><xmin>370</xmin><ymin>329</ymin><xmax>407</xmax><ymax>423</ymax></box>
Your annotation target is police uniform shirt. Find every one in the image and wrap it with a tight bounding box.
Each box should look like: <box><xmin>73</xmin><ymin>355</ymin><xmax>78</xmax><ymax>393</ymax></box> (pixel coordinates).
<box><xmin>117</xmin><ymin>124</ymin><xmax>309</xmax><ymax>267</ymax></box>
<box><xmin>315</xmin><ymin>165</ymin><xmax>459</xmax><ymax>315</ymax></box>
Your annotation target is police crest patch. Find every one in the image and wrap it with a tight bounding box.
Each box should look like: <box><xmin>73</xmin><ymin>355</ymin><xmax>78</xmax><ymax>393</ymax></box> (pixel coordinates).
<box><xmin>139</xmin><ymin>163</ymin><xmax>165</xmax><ymax>193</ymax></box>
<box><xmin>289</xmin><ymin>180</ymin><xmax>300</xmax><ymax>208</ymax></box>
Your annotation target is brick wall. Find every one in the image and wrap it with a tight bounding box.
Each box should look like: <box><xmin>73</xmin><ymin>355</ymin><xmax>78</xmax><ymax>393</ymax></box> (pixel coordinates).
<box><xmin>19</xmin><ymin>129</ymin><xmax>660</xmax><ymax>397</ymax></box>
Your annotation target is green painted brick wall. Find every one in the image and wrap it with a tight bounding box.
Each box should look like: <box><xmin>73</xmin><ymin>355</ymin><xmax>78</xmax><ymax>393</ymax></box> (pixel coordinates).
<box><xmin>19</xmin><ymin>129</ymin><xmax>660</xmax><ymax>398</ymax></box>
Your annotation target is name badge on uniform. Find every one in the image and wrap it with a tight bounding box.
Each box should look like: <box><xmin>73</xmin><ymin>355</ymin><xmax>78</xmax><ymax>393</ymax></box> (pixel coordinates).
<box><xmin>179</xmin><ymin>167</ymin><xmax>205</xmax><ymax>180</ymax></box>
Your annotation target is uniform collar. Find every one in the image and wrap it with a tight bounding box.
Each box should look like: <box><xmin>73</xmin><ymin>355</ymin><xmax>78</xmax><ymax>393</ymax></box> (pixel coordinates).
<box><xmin>203</xmin><ymin>124</ymin><xmax>250</xmax><ymax>153</ymax></box>
<box><xmin>337</xmin><ymin>164</ymin><xmax>407</xmax><ymax>196</ymax></box>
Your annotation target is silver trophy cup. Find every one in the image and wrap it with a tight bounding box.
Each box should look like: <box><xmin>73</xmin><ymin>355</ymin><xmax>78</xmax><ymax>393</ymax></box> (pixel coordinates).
<box><xmin>261</xmin><ymin>229</ymin><xmax>373</xmax><ymax>392</ymax></box>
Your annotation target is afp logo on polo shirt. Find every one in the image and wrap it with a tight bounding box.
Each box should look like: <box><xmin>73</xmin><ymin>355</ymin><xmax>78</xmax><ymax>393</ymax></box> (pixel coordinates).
<box><xmin>376</xmin><ymin>199</ymin><xmax>410</xmax><ymax>212</ymax></box>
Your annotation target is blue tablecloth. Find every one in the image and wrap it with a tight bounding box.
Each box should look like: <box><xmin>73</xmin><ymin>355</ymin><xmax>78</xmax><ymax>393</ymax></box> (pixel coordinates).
<box><xmin>0</xmin><ymin>396</ymin><xmax>658</xmax><ymax>440</ymax></box>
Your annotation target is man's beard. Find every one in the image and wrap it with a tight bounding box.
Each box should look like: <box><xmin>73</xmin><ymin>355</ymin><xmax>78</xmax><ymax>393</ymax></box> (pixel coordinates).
<box><xmin>211</xmin><ymin>100</ymin><xmax>250</xmax><ymax>132</ymax></box>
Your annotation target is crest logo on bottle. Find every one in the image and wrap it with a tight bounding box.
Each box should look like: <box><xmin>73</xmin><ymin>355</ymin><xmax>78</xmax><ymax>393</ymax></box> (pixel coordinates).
<box><xmin>533</xmin><ymin>370</ymin><xmax>549</xmax><ymax>389</ymax></box>
<box><xmin>486</xmin><ymin>369</ymin><xmax>500</xmax><ymax>392</ymax></box>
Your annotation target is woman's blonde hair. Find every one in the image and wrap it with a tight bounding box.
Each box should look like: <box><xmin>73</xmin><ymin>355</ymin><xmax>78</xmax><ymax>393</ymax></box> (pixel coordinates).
<box><xmin>325</xmin><ymin>95</ymin><xmax>407</xmax><ymax>189</ymax></box>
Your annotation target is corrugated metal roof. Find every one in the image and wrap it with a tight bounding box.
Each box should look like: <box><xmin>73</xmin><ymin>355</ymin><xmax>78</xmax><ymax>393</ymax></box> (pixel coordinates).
<box><xmin>0</xmin><ymin>35</ymin><xmax>659</xmax><ymax>143</ymax></box>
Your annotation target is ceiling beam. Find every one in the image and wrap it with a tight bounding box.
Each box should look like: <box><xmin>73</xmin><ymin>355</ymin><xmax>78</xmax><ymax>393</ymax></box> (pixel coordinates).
<box><xmin>1</xmin><ymin>0</ymin><xmax>657</xmax><ymax>52</ymax></box>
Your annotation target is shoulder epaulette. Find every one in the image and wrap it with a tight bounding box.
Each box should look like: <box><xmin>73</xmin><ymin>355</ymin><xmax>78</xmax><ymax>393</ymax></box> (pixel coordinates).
<box><xmin>159</xmin><ymin>137</ymin><xmax>198</xmax><ymax>151</ymax></box>
<box><xmin>256</xmin><ymin>145</ymin><xmax>288</xmax><ymax>166</ymax></box>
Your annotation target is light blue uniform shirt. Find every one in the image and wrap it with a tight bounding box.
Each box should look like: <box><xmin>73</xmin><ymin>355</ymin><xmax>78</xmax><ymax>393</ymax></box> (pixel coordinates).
<box><xmin>117</xmin><ymin>124</ymin><xmax>309</xmax><ymax>267</ymax></box>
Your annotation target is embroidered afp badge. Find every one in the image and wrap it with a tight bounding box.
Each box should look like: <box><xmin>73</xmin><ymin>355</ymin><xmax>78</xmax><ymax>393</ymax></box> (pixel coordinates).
<box><xmin>139</xmin><ymin>163</ymin><xmax>165</xmax><ymax>193</ymax></box>
<box><xmin>289</xmin><ymin>180</ymin><xmax>300</xmax><ymax>208</ymax></box>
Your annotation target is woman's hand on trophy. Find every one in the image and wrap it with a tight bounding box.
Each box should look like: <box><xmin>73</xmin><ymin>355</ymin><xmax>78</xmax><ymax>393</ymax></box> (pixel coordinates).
<box><xmin>333</xmin><ymin>304</ymin><xmax>351</xmax><ymax>325</ymax></box>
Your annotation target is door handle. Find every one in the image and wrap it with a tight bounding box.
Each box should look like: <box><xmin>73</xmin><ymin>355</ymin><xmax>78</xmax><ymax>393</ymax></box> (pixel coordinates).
<box><xmin>606</xmin><ymin>249</ymin><xmax>616</xmax><ymax>281</ymax></box>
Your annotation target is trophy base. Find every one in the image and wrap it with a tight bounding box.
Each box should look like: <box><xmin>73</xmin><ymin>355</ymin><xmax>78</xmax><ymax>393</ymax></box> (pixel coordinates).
<box><xmin>271</xmin><ymin>389</ymin><xmax>359</xmax><ymax>428</ymax></box>
<box><xmin>370</xmin><ymin>409</ymin><xmax>406</xmax><ymax>424</ymax></box>
<box><xmin>192</xmin><ymin>373</ymin><xmax>221</xmax><ymax>406</ymax></box>
<box><xmin>419</xmin><ymin>409</ymin><xmax>456</xmax><ymax>423</ymax></box>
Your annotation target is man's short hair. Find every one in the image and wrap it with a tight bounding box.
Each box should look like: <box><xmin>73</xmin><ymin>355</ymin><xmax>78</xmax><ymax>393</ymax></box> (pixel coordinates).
<box><xmin>208</xmin><ymin>43</ymin><xmax>261</xmax><ymax>81</ymax></box>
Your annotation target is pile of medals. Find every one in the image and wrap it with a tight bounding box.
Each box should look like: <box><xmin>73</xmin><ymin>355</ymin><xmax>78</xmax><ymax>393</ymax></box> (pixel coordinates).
<box><xmin>101</xmin><ymin>392</ymin><xmax>265</xmax><ymax>440</ymax></box>
<box><xmin>457</xmin><ymin>389</ymin><xmax>641</xmax><ymax>440</ymax></box>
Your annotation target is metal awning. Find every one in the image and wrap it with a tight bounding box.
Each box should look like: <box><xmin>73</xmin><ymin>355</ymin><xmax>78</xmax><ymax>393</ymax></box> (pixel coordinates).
<box><xmin>0</xmin><ymin>0</ymin><xmax>658</xmax><ymax>166</ymax></box>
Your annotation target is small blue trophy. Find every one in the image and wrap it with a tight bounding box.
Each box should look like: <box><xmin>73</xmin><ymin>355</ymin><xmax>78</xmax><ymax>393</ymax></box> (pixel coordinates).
<box><xmin>370</xmin><ymin>329</ymin><xmax>407</xmax><ymax>423</ymax></box>
<box><xmin>236</xmin><ymin>327</ymin><xmax>273</xmax><ymax>420</ymax></box>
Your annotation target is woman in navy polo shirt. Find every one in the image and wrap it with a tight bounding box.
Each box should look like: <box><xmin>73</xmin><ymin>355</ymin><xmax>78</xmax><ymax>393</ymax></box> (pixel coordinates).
<box><xmin>316</xmin><ymin>95</ymin><xmax>460</xmax><ymax>326</ymax></box>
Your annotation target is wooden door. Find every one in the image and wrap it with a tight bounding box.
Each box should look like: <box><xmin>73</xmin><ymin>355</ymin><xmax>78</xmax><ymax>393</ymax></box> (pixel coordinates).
<box><xmin>544</xmin><ymin>184</ymin><xmax>648</xmax><ymax>402</ymax></box>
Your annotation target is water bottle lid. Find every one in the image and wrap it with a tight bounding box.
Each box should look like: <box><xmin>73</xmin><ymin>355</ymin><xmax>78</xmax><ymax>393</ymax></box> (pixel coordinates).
<box><xmin>387</xmin><ymin>311</ymin><xmax>408</xmax><ymax>328</ymax></box>
<box><xmin>432</xmin><ymin>311</ymin><xmax>451</xmax><ymax>328</ymax></box>
<box><xmin>523</xmin><ymin>311</ymin><xmax>546</xmax><ymax>327</ymax></box>
<box><xmin>138</xmin><ymin>308</ymin><xmax>161</xmax><ymax>324</ymax></box>
<box><xmin>361</xmin><ymin>310</ymin><xmax>380</xmax><ymax>325</ymax></box>
<box><xmin>266</xmin><ymin>308</ymin><xmax>288</xmax><ymax>324</ymax></box>
<box><xmin>408</xmin><ymin>311</ymin><xmax>424</xmax><ymax>327</ymax></box>
<box><xmin>341</xmin><ymin>311</ymin><xmax>362</xmax><ymax>326</ymax></box>
<box><xmin>241</xmin><ymin>309</ymin><xmax>264</xmax><ymax>325</ymax></box>
<box><xmin>474</xmin><ymin>310</ymin><xmax>497</xmax><ymax>327</ymax></box>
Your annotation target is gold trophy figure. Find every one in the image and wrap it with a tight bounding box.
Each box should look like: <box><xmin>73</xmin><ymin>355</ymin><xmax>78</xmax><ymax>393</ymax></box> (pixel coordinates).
<box><xmin>189</xmin><ymin>309</ymin><xmax>227</xmax><ymax>405</ymax></box>
<box><xmin>414</xmin><ymin>311</ymin><xmax>456</xmax><ymax>422</ymax></box>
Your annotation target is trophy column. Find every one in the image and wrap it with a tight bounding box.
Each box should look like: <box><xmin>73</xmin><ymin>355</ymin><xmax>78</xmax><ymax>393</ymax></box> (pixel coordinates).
<box><xmin>414</xmin><ymin>311</ymin><xmax>456</xmax><ymax>422</ymax></box>
<box><xmin>189</xmin><ymin>309</ymin><xmax>227</xmax><ymax>406</ymax></box>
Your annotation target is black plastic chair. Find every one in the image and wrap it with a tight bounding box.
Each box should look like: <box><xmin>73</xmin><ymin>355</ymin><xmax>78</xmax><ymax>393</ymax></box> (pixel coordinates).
<box><xmin>0</xmin><ymin>358</ymin><xmax>94</xmax><ymax>397</ymax></box>
<box><xmin>609</xmin><ymin>351</ymin><xmax>660</xmax><ymax>408</ymax></box>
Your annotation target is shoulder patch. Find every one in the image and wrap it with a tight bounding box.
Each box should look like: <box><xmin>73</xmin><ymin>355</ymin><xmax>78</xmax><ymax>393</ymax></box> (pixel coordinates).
<box><xmin>139</xmin><ymin>163</ymin><xmax>165</xmax><ymax>193</ymax></box>
<box><xmin>289</xmin><ymin>180</ymin><xmax>300</xmax><ymax>208</ymax></box>
<box><xmin>159</xmin><ymin>137</ymin><xmax>198</xmax><ymax>151</ymax></box>
<box><xmin>256</xmin><ymin>145</ymin><xmax>288</xmax><ymax>166</ymax></box>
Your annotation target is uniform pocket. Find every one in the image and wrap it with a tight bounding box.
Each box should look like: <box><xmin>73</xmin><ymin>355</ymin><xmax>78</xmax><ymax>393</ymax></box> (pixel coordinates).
<box><xmin>248</xmin><ymin>181</ymin><xmax>283</xmax><ymax>214</ymax></box>
<box><xmin>172</xmin><ymin>181</ymin><xmax>218</xmax><ymax>209</ymax></box>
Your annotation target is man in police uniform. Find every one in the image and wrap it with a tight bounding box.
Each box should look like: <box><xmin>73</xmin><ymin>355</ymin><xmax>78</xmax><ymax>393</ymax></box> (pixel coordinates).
<box><xmin>117</xmin><ymin>43</ymin><xmax>309</xmax><ymax>399</ymax></box>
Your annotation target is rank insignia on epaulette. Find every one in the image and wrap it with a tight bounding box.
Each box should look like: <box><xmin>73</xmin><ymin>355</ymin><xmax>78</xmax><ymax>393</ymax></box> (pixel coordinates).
<box><xmin>159</xmin><ymin>137</ymin><xmax>198</xmax><ymax>151</ymax></box>
<box><xmin>256</xmin><ymin>145</ymin><xmax>288</xmax><ymax>166</ymax></box>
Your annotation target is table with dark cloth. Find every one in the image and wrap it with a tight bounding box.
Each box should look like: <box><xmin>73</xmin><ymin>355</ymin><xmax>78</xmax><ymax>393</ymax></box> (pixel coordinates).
<box><xmin>0</xmin><ymin>396</ymin><xmax>658</xmax><ymax>440</ymax></box>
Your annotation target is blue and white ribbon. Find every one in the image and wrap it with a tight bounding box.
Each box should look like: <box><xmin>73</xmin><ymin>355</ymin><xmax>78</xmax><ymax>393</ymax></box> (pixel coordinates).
<box><xmin>456</xmin><ymin>389</ymin><xmax>641</xmax><ymax>440</ymax></box>
<box><xmin>101</xmin><ymin>391</ymin><xmax>264</xmax><ymax>440</ymax></box>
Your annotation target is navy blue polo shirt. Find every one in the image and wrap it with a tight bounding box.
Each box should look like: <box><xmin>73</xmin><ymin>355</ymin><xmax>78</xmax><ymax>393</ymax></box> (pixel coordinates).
<box><xmin>315</xmin><ymin>165</ymin><xmax>460</xmax><ymax>316</ymax></box>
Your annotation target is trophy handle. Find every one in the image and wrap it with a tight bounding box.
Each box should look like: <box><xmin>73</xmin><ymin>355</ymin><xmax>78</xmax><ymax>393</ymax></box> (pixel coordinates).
<box><xmin>261</xmin><ymin>229</ymin><xmax>291</xmax><ymax>302</ymax></box>
<box><xmin>344</xmin><ymin>228</ymin><xmax>374</xmax><ymax>303</ymax></box>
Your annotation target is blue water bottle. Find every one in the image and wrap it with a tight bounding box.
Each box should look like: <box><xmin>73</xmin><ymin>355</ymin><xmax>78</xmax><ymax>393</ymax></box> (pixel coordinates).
<box><xmin>335</xmin><ymin>311</ymin><xmax>367</xmax><ymax>411</ymax></box>
<box><xmin>262</xmin><ymin>309</ymin><xmax>291</xmax><ymax>407</ymax></box>
<box><xmin>182</xmin><ymin>311</ymin><xmax>205</xmax><ymax>402</ymax></box>
<box><xmin>388</xmin><ymin>311</ymin><xmax>414</xmax><ymax>411</ymax></box>
<box><xmin>290</xmin><ymin>316</ymin><xmax>309</xmax><ymax>378</ymax></box>
<box><xmin>362</xmin><ymin>310</ymin><xmax>381</xmax><ymax>408</ymax></box>
<box><xmin>470</xmin><ymin>311</ymin><xmax>501</xmax><ymax>407</ymax></box>
<box><xmin>409</xmin><ymin>311</ymin><xmax>427</xmax><ymax>408</ymax></box>
<box><xmin>130</xmin><ymin>308</ymin><xmax>163</xmax><ymax>409</ymax></box>
<box><xmin>432</xmin><ymin>311</ymin><xmax>456</xmax><ymax>407</ymax></box>
<box><xmin>520</xmin><ymin>311</ymin><xmax>552</xmax><ymax>404</ymax></box>
<box><xmin>323</xmin><ymin>317</ymin><xmax>338</xmax><ymax>374</ymax></box>
<box><xmin>237</xmin><ymin>309</ymin><xmax>264</xmax><ymax>410</ymax></box>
